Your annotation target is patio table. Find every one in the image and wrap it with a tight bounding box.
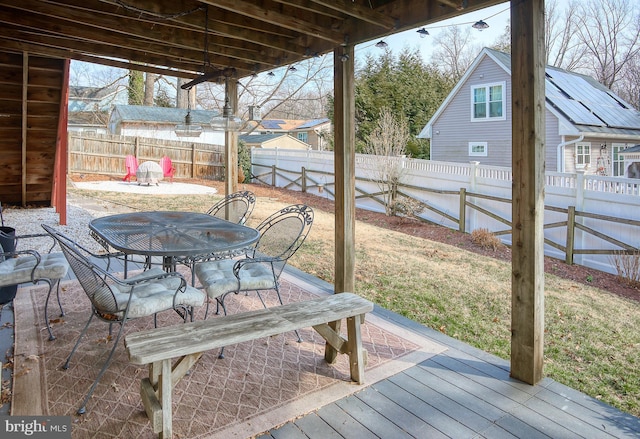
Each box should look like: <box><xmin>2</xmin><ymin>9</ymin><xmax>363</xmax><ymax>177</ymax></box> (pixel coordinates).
<box><xmin>89</xmin><ymin>211</ymin><xmax>260</xmax><ymax>274</ymax></box>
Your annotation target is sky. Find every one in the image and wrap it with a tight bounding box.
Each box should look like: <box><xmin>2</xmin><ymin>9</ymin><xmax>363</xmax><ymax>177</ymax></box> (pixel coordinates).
<box><xmin>354</xmin><ymin>3</ymin><xmax>511</xmax><ymax>62</ymax></box>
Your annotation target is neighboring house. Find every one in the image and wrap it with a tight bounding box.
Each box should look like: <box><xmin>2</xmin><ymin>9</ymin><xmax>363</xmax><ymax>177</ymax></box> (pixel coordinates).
<box><xmin>253</xmin><ymin>118</ymin><xmax>331</xmax><ymax>151</ymax></box>
<box><xmin>239</xmin><ymin>133</ymin><xmax>310</xmax><ymax>150</ymax></box>
<box><xmin>619</xmin><ymin>144</ymin><xmax>640</xmax><ymax>178</ymax></box>
<box><xmin>68</xmin><ymin>111</ymin><xmax>109</xmax><ymax>134</ymax></box>
<box><xmin>68</xmin><ymin>85</ymin><xmax>127</xmax><ymax>133</ymax></box>
<box><xmin>418</xmin><ymin>48</ymin><xmax>640</xmax><ymax>176</ymax></box>
<box><xmin>108</xmin><ymin>105</ymin><xmax>225</xmax><ymax>144</ymax></box>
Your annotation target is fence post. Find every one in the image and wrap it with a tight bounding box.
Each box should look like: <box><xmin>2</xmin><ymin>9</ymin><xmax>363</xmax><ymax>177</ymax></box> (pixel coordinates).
<box><xmin>301</xmin><ymin>167</ymin><xmax>307</xmax><ymax>192</ymax></box>
<box><xmin>191</xmin><ymin>143</ymin><xmax>196</xmax><ymax>178</ymax></box>
<box><xmin>271</xmin><ymin>165</ymin><xmax>276</xmax><ymax>187</ymax></box>
<box><xmin>134</xmin><ymin>137</ymin><xmax>139</xmax><ymax>158</ymax></box>
<box><xmin>566</xmin><ymin>205</ymin><xmax>575</xmax><ymax>265</ymax></box>
<box><xmin>459</xmin><ymin>187</ymin><xmax>466</xmax><ymax>233</ymax></box>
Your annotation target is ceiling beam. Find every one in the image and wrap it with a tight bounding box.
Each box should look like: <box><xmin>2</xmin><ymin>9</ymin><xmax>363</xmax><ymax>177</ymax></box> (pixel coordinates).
<box><xmin>200</xmin><ymin>0</ymin><xmax>346</xmax><ymax>44</ymax></box>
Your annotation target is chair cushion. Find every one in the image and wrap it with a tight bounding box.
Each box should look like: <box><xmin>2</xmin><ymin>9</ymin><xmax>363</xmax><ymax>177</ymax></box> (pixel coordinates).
<box><xmin>195</xmin><ymin>259</ymin><xmax>276</xmax><ymax>299</ymax></box>
<box><xmin>99</xmin><ymin>268</ymin><xmax>205</xmax><ymax>319</ymax></box>
<box><xmin>0</xmin><ymin>252</ymin><xmax>69</xmax><ymax>287</ymax></box>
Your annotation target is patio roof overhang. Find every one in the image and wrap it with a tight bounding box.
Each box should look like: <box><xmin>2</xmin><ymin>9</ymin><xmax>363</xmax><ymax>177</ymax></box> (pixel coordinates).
<box><xmin>0</xmin><ymin>0</ymin><xmax>504</xmax><ymax>81</ymax></box>
<box><xmin>0</xmin><ymin>0</ymin><xmax>547</xmax><ymax>388</ymax></box>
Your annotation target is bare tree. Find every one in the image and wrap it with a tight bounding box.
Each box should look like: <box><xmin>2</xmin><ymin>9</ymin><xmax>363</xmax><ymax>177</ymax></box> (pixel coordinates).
<box><xmin>363</xmin><ymin>108</ymin><xmax>410</xmax><ymax>216</ymax></box>
<box><xmin>545</xmin><ymin>0</ymin><xmax>588</xmax><ymax>71</ymax></box>
<box><xmin>431</xmin><ymin>25</ymin><xmax>479</xmax><ymax>82</ymax></box>
<box><xmin>144</xmin><ymin>73</ymin><xmax>157</xmax><ymax>106</ymax></box>
<box><xmin>574</xmin><ymin>0</ymin><xmax>640</xmax><ymax>89</ymax></box>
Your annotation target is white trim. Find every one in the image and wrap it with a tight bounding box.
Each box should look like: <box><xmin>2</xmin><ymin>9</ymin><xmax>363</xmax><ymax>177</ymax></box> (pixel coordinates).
<box><xmin>470</xmin><ymin>81</ymin><xmax>507</xmax><ymax>122</ymax></box>
<box><xmin>469</xmin><ymin>141</ymin><xmax>488</xmax><ymax>157</ymax></box>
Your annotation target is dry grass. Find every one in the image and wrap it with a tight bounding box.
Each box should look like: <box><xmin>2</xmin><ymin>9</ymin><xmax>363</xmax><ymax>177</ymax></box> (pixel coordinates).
<box><xmin>68</xmin><ymin>182</ymin><xmax>640</xmax><ymax>417</ymax></box>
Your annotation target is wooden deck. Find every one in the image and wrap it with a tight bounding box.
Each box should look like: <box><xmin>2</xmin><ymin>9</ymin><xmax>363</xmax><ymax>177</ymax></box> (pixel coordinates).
<box><xmin>254</xmin><ymin>269</ymin><xmax>640</xmax><ymax>439</ymax></box>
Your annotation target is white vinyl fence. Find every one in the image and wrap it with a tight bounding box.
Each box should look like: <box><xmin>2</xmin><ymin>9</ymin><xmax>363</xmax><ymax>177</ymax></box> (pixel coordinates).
<box><xmin>251</xmin><ymin>149</ymin><xmax>640</xmax><ymax>275</ymax></box>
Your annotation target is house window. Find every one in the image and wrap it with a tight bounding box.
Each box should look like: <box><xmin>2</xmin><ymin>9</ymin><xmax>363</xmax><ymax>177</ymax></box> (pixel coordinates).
<box><xmin>471</xmin><ymin>82</ymin><xmax>506</xmax><ymax>121</ymax></box>
<box><xmin>576</xmin><ymin>142</ymin><xmax>591</xmax><ymax>168</ymax></box>
<box><xmin>297</xmin><ymin>132</ymin><xmax>308</xmax><ymax>143</ymax></box>
<box><xmin>469</xmin><ymin>142</ymin><xmax>488</xmax><ymax>157</ymax></box>
<box><xmin>612</xmin><ymin>143</ymin><xmax>626</xmax><ymax>177</ymax></box>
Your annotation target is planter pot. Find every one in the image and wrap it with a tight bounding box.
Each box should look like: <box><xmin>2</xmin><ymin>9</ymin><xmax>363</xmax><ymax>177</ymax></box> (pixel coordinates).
<box><xmin>0</xmin><ymin>226</ymin><xmax>17</xmax><ymax>304</ymax></box>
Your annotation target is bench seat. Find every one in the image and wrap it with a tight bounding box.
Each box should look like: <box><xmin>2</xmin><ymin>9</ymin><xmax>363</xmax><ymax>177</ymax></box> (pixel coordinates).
<box><xmin>125</xmin><ymin>292</ymin><xmax>373</xmax><ymax>439</ymax></box>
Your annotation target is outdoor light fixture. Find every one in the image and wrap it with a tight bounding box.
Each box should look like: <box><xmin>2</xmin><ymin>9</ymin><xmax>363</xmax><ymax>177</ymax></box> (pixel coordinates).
<box><xmin>417</xmin><ymin>28</ymin><xmax>430</xmax><ymax>38</ymax></box>
<box><xmin>375</xmin><ymin>40</ymin><xmax>388</xmax><ymax>48</ymax></box>
<box><xmin>174</xmin><ymin>88</ymin><xmax>203</xmax><ymax>138</ymax></box>
<box><xmin>288</xmin><ymin>65</ymin><xmax>297</xmax><ymax>72</ymax></box>
<box><xmin>340</xmin><ymin>53</ymin><xmax>350</xmax><ymax>62</ymax></box>
<box><xmin>267</xmin><ymin>71</ymin><xmax>275</xmax><ymax>77</ymax></box>
<box><xmin>210</xmin><ymin>76</ymin><xmax>242</xmax><ymax>132</ymax></box>
<box><xmin>472</xmin><ymin>19</ymin><xmax>489</xmax><ymax>30</ymax></box>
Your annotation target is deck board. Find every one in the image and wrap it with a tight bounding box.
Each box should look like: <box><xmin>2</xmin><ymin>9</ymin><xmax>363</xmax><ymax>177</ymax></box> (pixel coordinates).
<box><xmin>316</xmin><ymin>404</ymin><xmax>379</xmax><ymax>439</ymax></box>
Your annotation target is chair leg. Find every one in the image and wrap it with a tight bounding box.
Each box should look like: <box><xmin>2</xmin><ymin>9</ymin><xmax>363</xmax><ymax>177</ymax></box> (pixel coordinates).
<box><xmin>42</xmin><ymin>279</ymin><xmax>56</xmax><ymax>341</ymax></box>
<box><xmin>271</xmin><ymin>286</ymin><xmax>303</xmax><ymax>343</ymax></box>
<box><xmin>76</xmin><ymin>320</ymin><xmax>127</xmax><ymax>415</ymax></box>
<box><xmin>63</xmin><ymin>313</ymin><xmax>95</xmax><ymax>369</ymax></box>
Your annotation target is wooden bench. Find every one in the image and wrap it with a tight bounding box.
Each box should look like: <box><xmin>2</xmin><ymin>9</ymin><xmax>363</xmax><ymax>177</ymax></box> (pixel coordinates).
<box><xmin>125</xmin><ymin>292</ymin><xmax>374</xmax><ymax>439</ymax></box>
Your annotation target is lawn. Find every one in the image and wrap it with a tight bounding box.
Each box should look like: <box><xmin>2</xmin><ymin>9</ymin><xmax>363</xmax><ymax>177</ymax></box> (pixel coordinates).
<box><xmin>69</xmin><ymin>182</ymin><xmax>640</xmax><ymax>417</ymax></box>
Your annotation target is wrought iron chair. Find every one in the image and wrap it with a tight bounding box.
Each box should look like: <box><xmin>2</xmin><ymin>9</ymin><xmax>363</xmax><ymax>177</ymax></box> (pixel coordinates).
<box><xmin>194</xmin><ymin>204</ymin><xmax>314</xmax><ymax>356</ymax></box>
<box><xmin>206</xmin><ymin>190</ymin><xmax>256</xmax><ymax>225</ymax></box>
<box><xmin>183</xmin><ymin>190</ymin><xmax>256</xmax><ymax>285</ymax></box>
<box><xmin>0</xmin><ymin>227</ymin><xmax>69</xmax><ymax>341</ymax></box>
<box><xmin>42</xmin><ymin>224</ymin><xmax>206</xmax><ymax>415</ymax></box>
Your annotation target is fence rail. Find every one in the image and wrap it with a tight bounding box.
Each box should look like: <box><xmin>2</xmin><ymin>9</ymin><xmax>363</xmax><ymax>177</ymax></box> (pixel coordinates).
<box><xmin>252</xmin><ymin>149</ymin><xmax>640</xmax><ymax>275</ymax></box>
<box><xmin>68</xmin><ymin>133</ymin><xmax>225</xmax><ymax>180</ymax></box>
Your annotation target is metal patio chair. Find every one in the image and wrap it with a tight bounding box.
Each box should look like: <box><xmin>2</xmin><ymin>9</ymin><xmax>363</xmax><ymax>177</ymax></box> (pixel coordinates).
<box><xmin>194</xmin><ymin>204</ymin><xmax>314</xmax><ymax>356</ymax></box>
<box><xmin>183</xmin><ymin>190</ymin><xmax>256</xmax><ymax>285</ymax></box>
<box><xmin>206</xmin><ymin>190</ymin><xmax>256</xmax><ymax>225</ymax></box>
<box><xmin>42</xmin><ymin>224</ymin><xmax>205</xmax><ymax>415</ymax></box>
<box><xmin>0</xmin><ymin>226</ymin><xmax>69</xmax><ymax>341</ymax></box>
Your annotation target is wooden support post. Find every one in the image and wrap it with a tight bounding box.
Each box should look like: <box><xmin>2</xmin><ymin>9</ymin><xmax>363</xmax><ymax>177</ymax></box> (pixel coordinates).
<box><xmin>329</xmin><ymin>45</ymin><xmax>356</xmax><ymax>362</ymax></box>
<box><xmin>225</xmin><ymin>78</ymin><xmax>239</xmax><ymax>196</ymax></box>
<box><xmin>510</xmin><ymin>0</ymin><xmax>546</xmax><ymax>385</ymax></box>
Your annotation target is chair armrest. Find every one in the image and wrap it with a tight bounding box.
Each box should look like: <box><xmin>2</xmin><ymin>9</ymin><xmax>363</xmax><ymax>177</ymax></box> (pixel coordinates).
<box><xmin>14</xmin><ymin>233</ymin><xmax>56</xmax><ymax>253</ymax></box>
<box><xmin>232</xmin><ymin>256</ymin><xmax>284</xmax><ymax>277</ymax></box>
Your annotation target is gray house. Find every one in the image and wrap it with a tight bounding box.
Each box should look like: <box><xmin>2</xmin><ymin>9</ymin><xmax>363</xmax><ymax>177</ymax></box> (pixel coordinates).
<box><xmin>418</xmin><ymin>48</ymin><xmax>640</xmax><ymax>176</ymax></box>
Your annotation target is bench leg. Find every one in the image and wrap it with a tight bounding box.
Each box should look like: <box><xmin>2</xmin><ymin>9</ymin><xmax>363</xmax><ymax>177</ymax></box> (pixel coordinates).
<box><xmin>324</xmin><ymin>320</ymin><xmax>341</xmax><ymax>364</ymax></box>
<box><xmin>347</xmin><ymin>315</ymin><xmax>365</xmax><ymax>384</ymax></box>
<box><xmin>159</xmin><ymin>359</ymin><xmax>173</xmax><ymax>439</ymax></box>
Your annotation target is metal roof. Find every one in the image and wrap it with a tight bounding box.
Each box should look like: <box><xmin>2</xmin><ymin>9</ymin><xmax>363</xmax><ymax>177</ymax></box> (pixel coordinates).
<box><xmin>112</xmin><ymin>105</ymin><xmax>218</xmax><ymax>124</ymax></box>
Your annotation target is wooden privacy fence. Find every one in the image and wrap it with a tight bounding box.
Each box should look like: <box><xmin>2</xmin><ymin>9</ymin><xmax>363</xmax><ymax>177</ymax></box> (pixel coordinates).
<box><xmin>68</xmin><ymin>133</ymin><xmax>225</xmax><ymax>180</ymax></box>
<box><xmin>252</xmin><ymin>160</ymin><xmax>640</xmax><ymax>274</ymax></box>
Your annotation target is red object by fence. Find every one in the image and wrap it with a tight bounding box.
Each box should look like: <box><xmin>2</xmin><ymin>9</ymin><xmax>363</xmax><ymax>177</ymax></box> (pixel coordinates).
<box><xmin>123</xmin><ymin>155</ymin><xmax>138</xmax><ymax>182</ymax></box>
<box><xmin>160</xmin><ymin>156</ymin><xmax>175</xmax><ymax>183</ymax></box>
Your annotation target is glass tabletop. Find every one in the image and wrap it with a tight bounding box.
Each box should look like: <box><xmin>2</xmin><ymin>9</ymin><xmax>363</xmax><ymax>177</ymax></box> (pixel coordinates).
<box><xmin>89</xmin><ymin>211</ymin><xmax>260</xmax><ymax>257</ymax></box>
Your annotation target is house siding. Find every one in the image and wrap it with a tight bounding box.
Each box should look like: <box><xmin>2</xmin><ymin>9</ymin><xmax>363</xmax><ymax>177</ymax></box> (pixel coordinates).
<box><xmin>431</xmin><ymin>57</ymin><xmax>512</xmax><ymax>166</ymax></box>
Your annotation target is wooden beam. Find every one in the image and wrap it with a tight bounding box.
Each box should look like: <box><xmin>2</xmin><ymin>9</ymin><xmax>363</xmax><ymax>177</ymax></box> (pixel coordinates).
<box><xmin>510</xmin><ymin>0</ymin><xmax>546</xmax><ymax>385</ymax></box>
<box><xmin>224</xmin><ymin>78</ymin><xmax>239</xmax><ymax>196</ymax></box>
<box><xmin>333</xmin><ymin>45</ymin><xmax>356</xmax><ymax>295</ymax></box>
<box><xmin>327</xmin><ymin>45</ymin><xmax>356</xmax><ymax>364</ymax></box>
<box><xmin>21</xmin><ymin>52</ymin><xmax>27</xmax><ymax>207</ymax></box>
<box><xmin>201</xmin><ymin>0</ymin><xmax>345</xmax><ymax>44</ymax></box>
